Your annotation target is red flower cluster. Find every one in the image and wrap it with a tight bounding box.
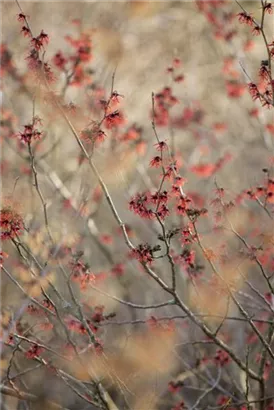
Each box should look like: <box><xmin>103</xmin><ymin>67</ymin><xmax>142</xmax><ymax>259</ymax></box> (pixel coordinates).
<box><xmin>129</xmin><ymin>190</ymin><xmax>170</xmax><ymax>220</ymax></box>
<box><xmin>214</xmin><ymin>349</ymin><xmax>230</xmax><ymax>366</ymax></box>
<box><xmin>25</xmin><ymin>344</ymin><xmax>44</xmax><ymax>359</ymax></box>
<box><xmin>0</xmin><ymin>206</ymin><xmax>24</xmax><ymax>240</ymax></box>
<box><xmin>168</xmin><ymin>380</ymin><xmax>184</xmax><ymax>393</ymax></box>
<box><xmin>172</xmin><ymin>400</ymin><xmax>185</xmax><ymax>410</ymax></box>
<box><xmin>129</xmin><ymin>192</ymin><xmax>155</xmax><ymax>219</ymax></box>
<box><xmin>264</xmin><ymin>3</ymin><xmax>273</xmax><ymax>14</ymax></box>
<box><xmin>130</xmin><ymin>243</ymin><xmax>155</xmax><ymax>264</ymax></box>
<box><xmin>104</xmin><ymin>110</ymin><xmax>125</xmax><ymax>129</ymax></box>
<box><xmin>65</xmin><ymin>33</ymin><xmax>93</xmax><ymax>63</ymax></box>
<box><xmin>52</xmin><ymin>32</ymin><xmax>94</xmax><ymax>87</ymax></box>
<box><xmin>31</xmin><ymin>30</ymin><xmax>49</xmax><ymax>51</ymax></box>
<box><xmin>153</xmin><ymin>87</ymin><xmax>179</xmax><ymax>127</ymax></box>
<box><xmin>166</xmin><ymin>58</ymin><xmax>184</xmax><ymax>83</ymax></box>
<box><xmin>176</xmin><ymin>195</ymin><xmax>191</xmax><ymax>216</ymax></box>
<box><xmin>180</xmin><ymin>248</ymin><xmax>195</xmax><ymax>267</ymax></box>
<box><xmin>237</xmin><ymin>11</ymin><xmax>254</xmax><ymax>26</ymax></box>
<box><xmin>80</xmin><ymin>125</ymin><xmax>106</xmax><ymax>145</ymax></box>
<box><xmin>17</xmin><ymin>117</ymin><xmax>44</xmax><ymax>144</ymax></box>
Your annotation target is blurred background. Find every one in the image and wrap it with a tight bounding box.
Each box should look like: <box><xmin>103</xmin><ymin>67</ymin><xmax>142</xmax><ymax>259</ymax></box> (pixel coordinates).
<box><xmin>1</xmin><ymin>1</ymin><xmax>274</xmax><ymax>409</ymax></box>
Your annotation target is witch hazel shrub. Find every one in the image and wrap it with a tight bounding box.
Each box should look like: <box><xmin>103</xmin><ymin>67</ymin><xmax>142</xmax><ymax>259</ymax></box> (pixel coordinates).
<box><xmin>0</xmin><ymin>2</ymin><xmax>274</xmax><ymax>410</ymax></box>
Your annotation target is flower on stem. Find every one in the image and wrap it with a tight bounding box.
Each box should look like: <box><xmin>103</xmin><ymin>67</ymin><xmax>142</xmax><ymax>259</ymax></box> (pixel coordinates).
<box><xmin>168</xmin><ymin>380</ymin><xmax>184</xmax><ymax>393</ymax></box>
<box><xmin>129</xmin><ymin>192</ymin><xmax>155</xmax><ymax>219</ymax></box>
<box><xmin>150</xmin><ymin>156</ymin><xmax>162</xmax><ymax>168</ymax></box>
<box><xmin>180</xmin><ymin>249</ymin><xmax>195</xmax><ymax>267</ymax></box>
<box><xmin>17</xmin><ymin>13</ymin><xmax>27</xmax><ymax>22</ymax></box>
<box><xmin>173</xmin><ymin>176</ymin><xmax>186</xmax><ymax>187</ymax></box>
<box><xmin>237</xmin><ymin>11</ymin><xmax>254</xmax><ymax>26</ymax></box>
<box><xmin>25</xmin><ymin>344</ymin><xmax>44</xmax><ymax>359</ymax></box>
<box><xmin>176</xmin><ymin>196</ymin><xmax>191</xmax><ymax>216</ymax></box>
<box><xmin>172</xmin><ymin>400</ymin><xmax>185</xmax><ymax>410</ymax></box>
<box><xmin>214</xmin><ymin>349</ymin><xmax>230</xmax><ymax>366</ymax></box>
<box><xmin>252</xmin><ymin>26</ymin><xmax>261</xmax><ymax>36</ymax></box>
<box><xmin>130</xmin><ymin>243</ymin><xmax>154</xmax><ymax>265</ymax></box>
<box><xmin>264</xmin><ymin>3</ymin><xmax>273</xmax><ymax>14</ymax></box>
<box><xmin>21</xmin><ymin>26</ymin><xmax>31</xmax><ymax>37</ymax></box>
<box><xmin>157</xmin><ymin>204</ymin><xmax>170</xmax><ymax>220</ymax></box>
<box><xmin>110</xmin><ymin>91</ymin><xmax>124</xmax><ymax>106</ymax></box>
<box><xmin>80</xmin><ymin>125</ymin><xmax>106</xmax><ymax>145</ymax></box>
<box><xmin>150</xmin><ymin>191</ymin><xmax>168</xmax><ymax>205</ymax></box>
<box><xmin>165</xmin><ymin>162</ymin><xmax>177</xmax><ymax>179</ymax></box>
<box><xmin>248</xmin><ymin>82</ymin><xmax>261</xmax><ymax>101</ymax></box>
<box><xmin>154</xmin><ymin>141</ymin><xmax>168</xmax><ymax>152</ymax></box>
<box><xmin>31</xmin><ymin>37</ymin><xmax>44</xmax><ymax>51</ymax></box>
<box><xmin>0</xmin><ymin>206</ymin><xmax>24</xmax><ymax>240</ymax></box>
<box><xmin>17</xmin><ymin>122</ymin><xmax>43</xmax><ymax>144</ymax></box>
<box><xmin>38</xmin><ymin>30</ymin><xmax>49</xmax><ymax>46</ymax></box>
<box><xmin>104</xmin><ymin>110</ymin><xmax>125</xmax><ymax>129</ymax></box>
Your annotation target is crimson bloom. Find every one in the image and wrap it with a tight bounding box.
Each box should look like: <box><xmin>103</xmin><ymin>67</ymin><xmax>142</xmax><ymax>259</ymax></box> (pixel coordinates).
<box><xmin>150</xmin><ymin>156</ymin><xmax>162</xmax><ymax>168</ymax></box>
<box><xmin>0</xmin><ymin>206</ymin><xmax>24</xmax><ymax>240</ymax></box>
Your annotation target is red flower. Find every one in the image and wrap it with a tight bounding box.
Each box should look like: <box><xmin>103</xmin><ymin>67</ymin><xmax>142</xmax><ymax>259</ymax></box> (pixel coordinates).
<box><xmin>104</xmin><ymin>110</ymin><xmax>125</xmax><ymax>129</ymax></box>
<box><xmin>17</xmin><ymin>123</ymin><xmax>43</xmax><ymax>144</ymax></box>
<box><xmin>214</xmin><ymin>349</ymin><xmax>230</xmax><ymax>366</ymax></box>
<box><xmin>150</xmin><ymin>156</ymin><xmax>162</xmax><ymax>168</ymax></box>
<box><xmin>172</xmin><ymin>400</ymin><xmax>185</xmax><ymax>410</ymax></box>
<box><xmin>174</xmin><ymin>74</ymin><xmax>184</xmax><ymax>83</ymax></box>
<box><xmin>168</xmin><ymin>381</ymin><xmax>184</xmax><ymax>393</ymax></box>
<box><xmin>157</xmin><ymin>204</ymin><xmax>170</xmax><ymax>220</ymax></box>
<box><xmin>150</xmin><ymin>191</ymin><xmax>169</xmax><ymax>205</ymax></box>
<box><xmin>154</xmin><ymin>141</ymin><xmax>168</xmax><ymax>151</ymax></box>
<box><xmin>91</xmin><ymin>306</ymin><xmax>105</xmax><ymax>323</ymax></box>
<box><xmin>181</xmin><ymin>249</ymin><xmax>195</xmax><ymax>266</ymax></box>
<box><xmin>80</xmin><ymin>126</ymin><xmax>106</xmax><ymax>145</ymax></box>
<box><xmin>252</xmin><ymin>26</ymin><xmax>261</xmax><ymax>36</ymax></box>
<box><xmin>31</xmin><ymin>37</ymin><xmax>44</xmax><ymax>51</ymax></box>
<box><xmin>176</xmin><ymin>196</ymin><xmax>191</xmax><ymax>215</ymax></box>
<box><xmin>21</xmin><ymin>26</ymin><xmax>31</xmax><ymax>37</ymax></box>
<box><xmin>237</xmin><ymin>12</ymin><xmax>254</xmax><ymax>26</ymax></box>
<box><xmin>25</xmin><ymin>344</ymin><xmax>44</xmax><ymax>359</ymax></box>
<box><xmin>129</xmin><ymin>193</ymin><xmax>155</xmax><ymax>219</ymax></box>
<box><xmin>0</xmin><ymin>206</ymin><xmax>24</xmax><ymax>240</ymax></box>
<box><xmin>38</xmin><ymin>30</ymin><xmax>49</xmax><ymax>46</ymax></box>
<box><xmin>264</xmin><ymin>3</ymin><xmax>273</xmax><ymax>14</ymax></box>
<box><xmin>111</xmin><ymin>91</ymin><xmax>123</xmax><ymax>106</ymax></box>
<box><xmin>248</xmin><ymin>82</ymin><xmax>260</xmax><ymax>101</ymax></box>
<box><xmin>17</xmin><ymin>13</ymin><xmax>27</xmax><ymax>22</ymax></box>
<box><xmin>259</xmin><ymin>65</ymin><xmax>270</xmax><ymax>83</ymax></box>
<box><xmin>130</xmin><ymin>243</ymin><xmax>154</xmax><ymax>264</ymax></box>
